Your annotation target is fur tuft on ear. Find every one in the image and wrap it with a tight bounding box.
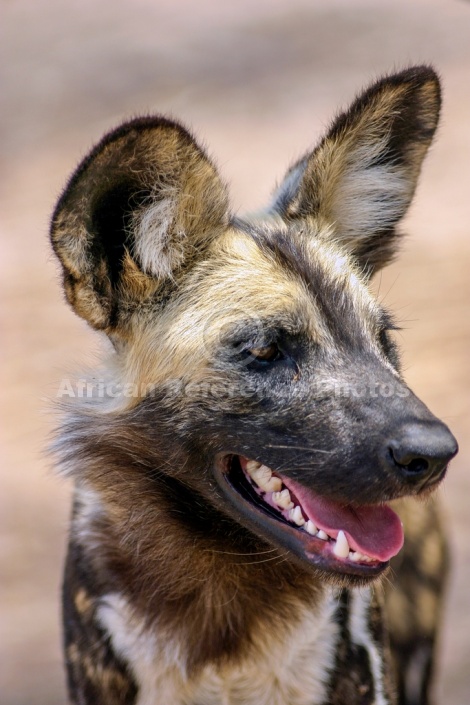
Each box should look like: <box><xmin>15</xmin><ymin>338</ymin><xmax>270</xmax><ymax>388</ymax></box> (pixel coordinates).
<box><xmin>51</xmin><ymin>116</ymin><xmax>229</xmax><ymax>331</ymax></box>
<box><xmin>271</xmin><ymin>66</ymin><xmax>441</xmax><ymax>275</ymax></box>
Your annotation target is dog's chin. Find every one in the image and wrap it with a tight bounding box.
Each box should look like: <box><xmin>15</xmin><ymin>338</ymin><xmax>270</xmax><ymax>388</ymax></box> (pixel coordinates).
<box><xmin>213</xmin><ymin>454</ymin><xmax>406</xmax><ymax>583</ymax></box>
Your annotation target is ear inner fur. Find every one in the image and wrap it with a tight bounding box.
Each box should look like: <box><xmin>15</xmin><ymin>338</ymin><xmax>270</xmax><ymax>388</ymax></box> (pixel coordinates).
<box><xmin>270</xmin><ymin>66</ymin><xmax>441</xmax><ymax>275</ymax></box>
<box><xmin>50</xmin><ymin>116</ymin><xmax>229</xmax><ymax>332</ymax></box>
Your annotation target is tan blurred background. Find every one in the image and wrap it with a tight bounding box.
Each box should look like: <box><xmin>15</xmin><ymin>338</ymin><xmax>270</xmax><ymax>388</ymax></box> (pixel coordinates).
<box><xmin>1</xmin><ymin>0</ymin><xmax>469</xmax><ymax>703</ymax></box>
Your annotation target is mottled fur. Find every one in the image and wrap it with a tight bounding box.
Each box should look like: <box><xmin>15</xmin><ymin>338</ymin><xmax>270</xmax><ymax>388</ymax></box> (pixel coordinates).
<box><xmin>51</xmin><ymin>67</ymin><xmax>454</xmax><ymax>705</ymax></box>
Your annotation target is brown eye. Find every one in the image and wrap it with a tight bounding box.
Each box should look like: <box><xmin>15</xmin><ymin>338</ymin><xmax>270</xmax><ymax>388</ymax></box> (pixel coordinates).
<box><xmin>248</xmin><ymin>344</ymin><xmax>282</xmax><ymax>362</ymax></box>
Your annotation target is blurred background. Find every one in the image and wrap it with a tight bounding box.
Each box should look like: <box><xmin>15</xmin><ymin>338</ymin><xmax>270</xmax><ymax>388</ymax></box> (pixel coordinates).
<box><xmin>1</xmin><ymin>0</ymin><xmax>469</xmax><ymax>703</ymax></box>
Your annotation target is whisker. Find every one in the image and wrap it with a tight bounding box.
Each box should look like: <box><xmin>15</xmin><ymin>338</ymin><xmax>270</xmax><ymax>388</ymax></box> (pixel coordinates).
<box><xmin>266</xmin><ymin>444</ymin><xmax>333</xmax><ymax>454</ymax></box>
<box><xmin>234</xmin><ymin>551</ymin><xmax>290</xmax><ymax>566</ymax></box>
<box><xmin>206</xmin><ymin>547</ymin><xmax>278</xmax><ymax>556</ymax></box>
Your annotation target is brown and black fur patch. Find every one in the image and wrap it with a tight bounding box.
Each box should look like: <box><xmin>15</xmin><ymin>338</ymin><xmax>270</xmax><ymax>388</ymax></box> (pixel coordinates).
<box><xmin>327</xmin><ymin>588</ymin><xmax>393</xmax><ymax>705</ymax></box>
<box><xmin>50</xmin><ymin>66</ymin><xmax>457</xmax><ymax>705</ymax></box>
<box><xmin>63</xmin><ymin>533</ymin><xmax>138</xmax><ymax>704</ymax></box>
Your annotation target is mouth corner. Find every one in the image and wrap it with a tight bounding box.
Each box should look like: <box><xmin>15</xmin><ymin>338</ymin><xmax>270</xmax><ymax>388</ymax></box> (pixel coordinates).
<box><xmin>213</xmin><ymin>453</ymin><xmax>398</xmax><ymax>580</ymax></box>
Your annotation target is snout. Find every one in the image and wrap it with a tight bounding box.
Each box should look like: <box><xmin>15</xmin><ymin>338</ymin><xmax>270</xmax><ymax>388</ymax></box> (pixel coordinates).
<box><xmin>385</xmin><ymin>421</ymin><xmax>458</xmax><ymax>490</ymax></box>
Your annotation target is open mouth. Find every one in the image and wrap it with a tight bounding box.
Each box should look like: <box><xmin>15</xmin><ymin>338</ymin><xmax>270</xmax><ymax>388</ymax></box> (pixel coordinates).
<box><xmin>215</xmin><ymin>455</ymin><xmax>404</xmax><ymax>578</ymax></box>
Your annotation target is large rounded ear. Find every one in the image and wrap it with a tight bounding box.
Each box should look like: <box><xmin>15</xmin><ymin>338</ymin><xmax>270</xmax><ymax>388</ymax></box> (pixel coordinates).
<box><xmin>271</xmin><ymin>66</ymin><xmax>441</xmax><ymax>276</ymax></box>
<box><xmin>51</xmin><ymin>117</ymin><xmax>229</xmax><ymax>332</ymax></box>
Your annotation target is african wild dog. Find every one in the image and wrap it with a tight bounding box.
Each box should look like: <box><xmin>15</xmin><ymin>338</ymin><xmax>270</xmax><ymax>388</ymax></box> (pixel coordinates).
<box><xmin>51</xmin><ymin>66</ymin><xmax>457</xmax><ymax>705</ymax></box>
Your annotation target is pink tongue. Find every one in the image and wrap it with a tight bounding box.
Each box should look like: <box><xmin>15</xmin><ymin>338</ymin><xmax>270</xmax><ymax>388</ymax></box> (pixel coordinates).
<box><xmin>282</xmin><ymin>476</ymin><xmax>404</xmax><ymax>562</ymax></box>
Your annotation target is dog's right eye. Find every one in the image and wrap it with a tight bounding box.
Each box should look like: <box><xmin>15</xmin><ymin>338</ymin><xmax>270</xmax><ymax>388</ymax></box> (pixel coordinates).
<box><xmin>241</xmin><ymin>342</ymin><xmax>299</xmax><ymax>376</ymax></box>
<box><xmin>247</xmin><ymin>344</ymin><xmax>283</xmax><ymax>363</ymax></box>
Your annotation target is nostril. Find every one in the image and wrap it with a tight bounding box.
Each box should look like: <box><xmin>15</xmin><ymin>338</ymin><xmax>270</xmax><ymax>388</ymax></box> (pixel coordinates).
<box><xmin>402</xmin><ymin>457</ymin><xmax>429</xmax><ymax>475</ymax></box>
<box><xmin>388</xmin><ymin>446</ymin><xmax>431</xmax><ymax>477</ymax></box>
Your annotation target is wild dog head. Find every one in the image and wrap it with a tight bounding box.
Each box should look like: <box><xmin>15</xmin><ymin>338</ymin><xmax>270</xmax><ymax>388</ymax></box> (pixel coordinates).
<box><xmin>51</xmin><ymin>66</ymin><xmax>457</xmax><ymax>586</ymax></box>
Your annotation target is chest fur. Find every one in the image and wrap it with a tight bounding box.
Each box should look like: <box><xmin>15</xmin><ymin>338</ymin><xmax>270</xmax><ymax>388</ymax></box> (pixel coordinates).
<box><xmin>97</xmin><ymin>592</ymin><xmax>341</xmax><ymax>705</ymax></box>
<box><xmin>96</xmin><ymin>588</ymin><xmax>390</xmax><ymax>705</ymax></box>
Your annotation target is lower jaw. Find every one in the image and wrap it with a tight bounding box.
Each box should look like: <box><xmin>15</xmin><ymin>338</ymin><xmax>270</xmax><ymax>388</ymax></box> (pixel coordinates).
<box><xmin>213</xmin><ymin>454</ymin><xmax>389</xmax><ymax>581</ymax></box>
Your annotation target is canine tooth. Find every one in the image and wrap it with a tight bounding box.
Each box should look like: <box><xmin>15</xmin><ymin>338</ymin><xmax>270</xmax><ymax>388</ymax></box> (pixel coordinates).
<box><xmin>289</xmin><ymin>506</ymin><xmax>305</xmax><ymax>526</ymax></box>
<box><xmin>272</xmin><ymin>489</ymin><xmax>294</xmax><ymax>509</ymax></box>
<box><xmin>317</xmin><ymin>530</ymin><xmax>329</xmax><ymax>541</ymax></box>
<box><xmin>304</xmin><ymin>520</ymin><xmax>318</xmax><ymax>535</ymax></box>
<box><xmin>246</xmin><ymin>460</ymin><xmax>262</xmax><ymax>474</ymax></box>
<box><xmin>333</xmin><ymin>530</ymin><xmax>350</xmax><ymax>558</ymax></box>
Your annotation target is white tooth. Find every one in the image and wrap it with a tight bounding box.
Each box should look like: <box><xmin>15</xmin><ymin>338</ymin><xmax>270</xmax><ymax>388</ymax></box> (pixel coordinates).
<box><xmin>333</xmin><ymin>530</ymin><xmax>350</xmax><ymax>559</ymax></box>
<box><xmin>304</xmin><ymin>520</ymin><xmax>318</xmax><ymax>535</ymax></box>
<box><xmin>251</xmin><ymin>465</ymin><xmax>272</xmax><ymax>488</ymax></box>
<box><xmin>317</xmin><ymin>530</ymin><xmax>329</xmax><ymax>541</ymax></box>
<box><xmin>246</xmin><ymin>460</ymin><xmax>262</xmax><ymax>474</ymax></box>
<box><xmin>272</xmin><ymin>489</ymin><xmax>294</xmax><ymax>509</ymax></box>
<box><xmin>289</xmin><ymin>506</ymin><xmax>305</xmax><ymax>526</ymax></box>
<box><xmin>349</xmin><ymin>551</ymin><xmax>359</xmax><ymax>562</ymax></box>
<box><xmin>353</xmin><ymin>551</ymin><xmax>374</xmax><ymax>563</ymax></box>
<box><xmin>264</xmin><ymin>477</ymin><xmax>282</xmax><ymax>492</ymax></box>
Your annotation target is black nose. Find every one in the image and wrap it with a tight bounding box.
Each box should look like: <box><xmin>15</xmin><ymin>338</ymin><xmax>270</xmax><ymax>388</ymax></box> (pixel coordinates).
<box><xmin>387</xmin><ymin>422</ymin><xmax>458</xmax><ymax>488</ymax></box>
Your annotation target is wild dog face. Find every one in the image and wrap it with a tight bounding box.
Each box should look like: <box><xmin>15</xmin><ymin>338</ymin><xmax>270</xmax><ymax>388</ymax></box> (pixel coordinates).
<box><xmin>51</xmin><ymin>67</ymin><xmax>457</xmax><ymax>587</ymax></box>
